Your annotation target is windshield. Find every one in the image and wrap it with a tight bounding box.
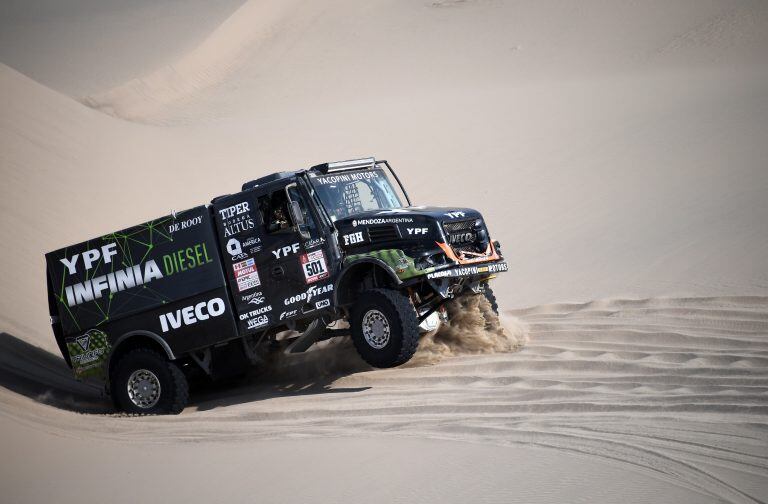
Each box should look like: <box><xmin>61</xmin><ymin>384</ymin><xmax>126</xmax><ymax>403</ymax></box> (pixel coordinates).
<box><xmin>308</xmin><ymin>168</ymin><xmax>403</xmax><ymax>221</ymax></box>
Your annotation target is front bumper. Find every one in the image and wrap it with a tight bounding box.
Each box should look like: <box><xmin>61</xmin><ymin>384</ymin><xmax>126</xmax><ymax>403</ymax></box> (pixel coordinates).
<box><xmin>425</xmin><ymin>260</ymin><xmax>508</xmax><ymax>280</ymax></box>
<box><xmin>421</xmin><ymin>259</ymin><xmax>507</xmax><ymax>301</ymax></box>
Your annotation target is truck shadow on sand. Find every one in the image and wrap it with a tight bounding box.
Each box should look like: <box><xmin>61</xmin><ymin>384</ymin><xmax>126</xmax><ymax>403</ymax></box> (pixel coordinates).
<box><xmin>190</xmin><ymin>340</ymin><xmax>373</xmax><ymax>411</ymax></box>
<box><xmin>0</xmin><ymin>333</ymin><xmax>371</xmax><ymax>414</ymax></box>
<box><xmin>190</xmin><ymin>378</ymin><xmax>372</xmax><ymax>412</ymax></box>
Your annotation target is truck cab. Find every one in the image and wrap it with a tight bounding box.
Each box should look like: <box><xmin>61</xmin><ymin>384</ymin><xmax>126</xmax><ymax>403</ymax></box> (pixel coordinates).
<box><xmin>212</xmin><ymin>158</ymin><xmax>507</xmax><ymax>355</ymax></box>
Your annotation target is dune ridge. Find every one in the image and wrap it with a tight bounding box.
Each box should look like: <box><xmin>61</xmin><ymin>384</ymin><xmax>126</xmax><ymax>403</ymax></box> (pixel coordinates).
<box><xmin>0</xmin><ymin>296</ymin><xmax>765</xmax><ymax>503</ymax></box>
<box><xmin>82</xmin><ymin>0</ymin><xmax>303</xmax><ymax>121</ymax></box>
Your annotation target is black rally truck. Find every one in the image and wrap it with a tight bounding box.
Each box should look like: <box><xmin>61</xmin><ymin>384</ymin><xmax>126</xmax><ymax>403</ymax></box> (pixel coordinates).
<box><xmin>45</xmin><ymin>158</ymin><xmax>508</xmax><ymax>414</ymax></box>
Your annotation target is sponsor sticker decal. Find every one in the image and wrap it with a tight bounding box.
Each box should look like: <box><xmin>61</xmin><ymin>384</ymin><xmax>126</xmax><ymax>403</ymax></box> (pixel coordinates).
<box><xmin>60</xmin><ymin>241</ymin><xmax>202</xmax><ymax>308</ymax></box>
<box><xmin>426</xmin><ymin>262</ymin><xmax>508</xmax><ymax>279</ymax></box>
<box><xmin>241</xmin><ymin>291</ymin><xmax>266</xmax><ymax>305</ymax></box>
<box><xmin>226</xmin><ymin>238</ymin><xmax>242</xmax><ymax>256</ymax></box>
<box><xmin>247</xmin><ymin>315</ymin><xmax>269</xmax><ymax>330</ymax></box>
<box><xmin>76</xmin><ymin>335</ymin><xmax>90</xmax><ymax>351</ymax></box>
<box><xmin>218</xmin><ymin>201</ymin><xmax>256</xmax><ymax>237</ymax></box>
<box><xmin>242</xmin><ymin>236</ymin><xmax>262</xmax><ymax>254</ymax></box>
<box><xmin>226</xmin><ymin>237</ymin><xmax>249</xmax><ymax>260</ymax></box>
<box><xmin>304</xmin><ymin>237</ymin><xmax>325</xmax><ymax>249</ymax></box>
<box><xmin>283</xmin><ymin>283</ymin><xmax>334</xmax><ymax>306</ymax></box>
<box><xmin>311</xmin><ymin>171</ymin><xmax>380</xmax><ymax>185</ymax></box>
<box><xmin>167</xmin><ymin>215</ymin><xmax>203</xmax><ymax>234</ymax></box>
<box><xmin>159</xmin><ymin>297</ymin><xmax>226</xmax><ymax>333</ymax></box>
<box><xmin>272</xmin><ymin>243</ymin><xmax>300</xmax><ymax>259</ymax></box>
<box><xmin>233</xmin><ymin>258</ymin><xmax>255</xmax><ymax>271</ymax></box>
<box><xmin>233</xmin><ymin>258</ymin><xmax>261</xmax><ymax>292</ymax></box>
<box><xmin>239</xmin><ymin>305</ymin><xmax>272</xmax><ymax>321</ymax></box>
<box><xmin>67</xmin><ymin>328</ymin><xmax>111</xmax><ymax>377</ymax></box>
<box><xmin>352</xmin><ymin>217</ymin><xmax>413</xmax><ymax>227</ymax></box>
<box><xmin>343</xmin><ymin>231</ymin><xmax>364</xmax><ymax>246</ymax></box>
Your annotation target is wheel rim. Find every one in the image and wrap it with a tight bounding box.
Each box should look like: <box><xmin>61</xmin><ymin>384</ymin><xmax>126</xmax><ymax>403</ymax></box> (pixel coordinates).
<box><xmin>126</xmin><ymin>369</ymin><xmax>161</xmax><ymax>409</ymax></box>
<box><xmin>362</xmin><ymin>309</ymin><xmax>391</xmax><ymax>349</ymax></box>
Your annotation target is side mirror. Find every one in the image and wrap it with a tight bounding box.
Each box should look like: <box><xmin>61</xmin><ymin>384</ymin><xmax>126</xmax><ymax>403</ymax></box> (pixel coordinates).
<box><xmin>289</xmin><ymin>200</ymin><xmax>311</xmax><ymax>240</ymax></box>
<box><xmin>290</xmin><ymin>200</ymin><xmax>305</xmax><ymax>226</ymax></box>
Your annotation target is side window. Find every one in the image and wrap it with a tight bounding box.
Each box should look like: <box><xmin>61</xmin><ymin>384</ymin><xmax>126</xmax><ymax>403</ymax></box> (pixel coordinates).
<box><xmin>257</xmin><ymin>185</ymin><xmax>318</xmax><ymax>236</ymax></box>
<box><xmin>258</xmin><ymin>190</ymin><xmax>293</xmax><ymax>234</ymax></box>
<box><xmin>286</xmin><ymin>184</ymin><xmax>318</xmax><ymax>236</ymax></box>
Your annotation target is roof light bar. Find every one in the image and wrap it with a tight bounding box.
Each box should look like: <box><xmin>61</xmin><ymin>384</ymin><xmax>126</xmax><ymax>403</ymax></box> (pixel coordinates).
<box><xmin>327</xmin><ymin>157</ymin><xmax>376</xmax><ymax>172</ymax></box>
<box><xmin>311</xmin><ymin>157</ymin><xmax>376</xmax><ymax>174</ymax></box>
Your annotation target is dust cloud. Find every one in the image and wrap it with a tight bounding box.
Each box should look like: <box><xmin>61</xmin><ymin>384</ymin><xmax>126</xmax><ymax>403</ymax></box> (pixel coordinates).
<box><xmin>410</xmin><ymin>294</ymin><xmax>528</xmax><ymax>366</ymax></box>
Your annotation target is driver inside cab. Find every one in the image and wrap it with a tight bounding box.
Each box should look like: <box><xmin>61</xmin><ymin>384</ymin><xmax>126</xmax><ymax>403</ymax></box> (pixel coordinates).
<box><xmin>260</xmin><ymin>192</ymin><xmax>292</xmax><ymax>233</ymax></box>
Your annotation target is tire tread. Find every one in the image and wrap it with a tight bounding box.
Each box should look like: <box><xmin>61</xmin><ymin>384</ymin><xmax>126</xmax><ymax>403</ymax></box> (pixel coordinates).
<box><xmin>484</xmin><ymin>285</ymin><xmax>499</xmax><ymax>314</ymax></box>
<box><xmin>351</xmin><ymin>288</ymin><xmax>420</xmax><ymax>368</ymax></box>
<box><xmin>112</xmin><ymin>348</ymin><xmax>189</xmax><ymax>415</ymax></box>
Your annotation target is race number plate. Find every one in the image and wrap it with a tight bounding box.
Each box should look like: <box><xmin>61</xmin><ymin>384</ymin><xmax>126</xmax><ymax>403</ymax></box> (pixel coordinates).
<box><xmin>301</xmin><ymin>250</ymin><xmax>329</xmax><ymax>284</ymax></box>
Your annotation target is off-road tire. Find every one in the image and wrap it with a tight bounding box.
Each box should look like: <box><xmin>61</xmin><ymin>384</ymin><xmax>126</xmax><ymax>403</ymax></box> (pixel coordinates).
<box><xmin>111</xmin><ymin>348</ymin><xmax>189</xmax><ymax>415</ymax></box>
<box><xmin>350</xmin><ymin>288</ymin><xmax>420</xmax><ymax>368</ymax></box>
<box><xmin>483</xmin><ymin>284</ymin><xmax>499</xmax><ymax>314</ymax></box>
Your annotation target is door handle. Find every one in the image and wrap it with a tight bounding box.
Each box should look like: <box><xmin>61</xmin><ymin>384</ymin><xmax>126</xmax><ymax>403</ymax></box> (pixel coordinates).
<box><xmin>271</xmin><ymin>266</ymin><xmax>285</xmax><ymax>277</ymax></box>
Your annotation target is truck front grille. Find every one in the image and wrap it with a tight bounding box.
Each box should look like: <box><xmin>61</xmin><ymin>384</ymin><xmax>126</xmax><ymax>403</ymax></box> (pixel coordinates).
<box><xmin>442</xmin><ymin>218</ymin><xmax>487</xmax><ymax>255</ymax></box>
<box><xmin>442</xmin><ymin>218</ymin><xmax>476</xmax><ymax>234</ymax></box>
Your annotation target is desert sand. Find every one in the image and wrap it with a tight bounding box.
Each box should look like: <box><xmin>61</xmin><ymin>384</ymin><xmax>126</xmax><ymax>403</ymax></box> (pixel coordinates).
<box><xmin>1</xmin><ymin>0</ymin><xmax>767</xmax><ymax>502</ymax></box>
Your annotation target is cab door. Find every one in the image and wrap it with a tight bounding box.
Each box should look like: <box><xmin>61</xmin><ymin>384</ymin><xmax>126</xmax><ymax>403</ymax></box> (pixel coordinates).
<box><xmin>255</xmin><ymin>182</ymin><xmax>335</xmax><ymax>325</ymax></box>
<box><xmin>286</xmin><ymin>181</ymin><xmax>337</xmax><ymax>309</ymax></box>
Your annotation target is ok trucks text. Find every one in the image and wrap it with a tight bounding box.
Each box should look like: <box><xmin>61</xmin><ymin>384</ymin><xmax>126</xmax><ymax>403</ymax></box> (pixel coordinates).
<box><xmin>46</xmin><ymin>158</ymin><xmax>508</xmax><ymax>413</ymax></box>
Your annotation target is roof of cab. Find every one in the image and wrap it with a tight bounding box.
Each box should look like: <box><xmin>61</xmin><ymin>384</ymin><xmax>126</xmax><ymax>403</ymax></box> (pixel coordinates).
<box><xmin>216</xmin><ymin>157</ymin><xmax>377</xmax><ymax>203</ymax></box>
<box><xmin>241</xmin><ymin>171</ymin><xmax>301</xmax><ymax>191</ymax></box>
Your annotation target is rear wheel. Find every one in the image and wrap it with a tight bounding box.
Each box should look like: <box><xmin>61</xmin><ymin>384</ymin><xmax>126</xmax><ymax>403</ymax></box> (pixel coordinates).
<box><xmin>350</xmin><ymin>289</ymin><xmax>420</xmax><ymax>368</ymax></box>
<box><xmin>111</xmin><ymin>348</ymin><xmax>189</xmax><ymax>415</ymax></box>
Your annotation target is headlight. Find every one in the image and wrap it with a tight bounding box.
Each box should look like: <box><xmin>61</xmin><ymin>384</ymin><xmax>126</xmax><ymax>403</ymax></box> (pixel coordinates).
<box><xmin>416</xmin><ymin>252</ymin><xmax>448</xmax><ymax>269</ymax></box>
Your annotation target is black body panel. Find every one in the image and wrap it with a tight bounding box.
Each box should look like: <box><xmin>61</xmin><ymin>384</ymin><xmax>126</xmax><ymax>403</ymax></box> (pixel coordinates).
<box><xmin>45</xmin><ymin>206</ymin><xmax>238</xmax><ymax>374</ymax></box>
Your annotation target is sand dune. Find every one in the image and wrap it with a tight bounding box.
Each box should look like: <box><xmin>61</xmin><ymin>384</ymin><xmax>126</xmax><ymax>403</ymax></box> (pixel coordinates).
<box><xmin>1</xmin><ymin>296</ymin><xmax>765</xmax><ymax>502</ymax></box>
<box><xmin>0</xmin><ymin>0</ymin><xmax>246</xmax><ymax>96</ymax></box>
<box><xmin>1</xmin><ymin>0</ymin><xmax>767</xmax><ymax>502</ymax></box>
<box><xmin>83</xmin><ymin>0</ymin><xmax>304</xmax><ymax>119</ymax></box>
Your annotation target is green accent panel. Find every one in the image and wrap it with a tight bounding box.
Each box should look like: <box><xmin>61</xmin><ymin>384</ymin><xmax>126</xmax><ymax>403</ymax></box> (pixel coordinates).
<box><xmin>66</xmin><ymin>328</ymin><xmax>111</xmax><ymax>380</ymax></box>
<box><xmin>344</xmin><ymin>249</ymin><xmax>434</xmax><ymax>280</ymax></box>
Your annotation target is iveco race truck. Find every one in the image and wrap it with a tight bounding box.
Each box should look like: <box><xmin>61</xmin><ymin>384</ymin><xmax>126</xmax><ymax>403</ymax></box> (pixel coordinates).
<box><xmin>45</xmin><ymin>158</ymin><xmax>508</xmax><ymax>414</ymax></box>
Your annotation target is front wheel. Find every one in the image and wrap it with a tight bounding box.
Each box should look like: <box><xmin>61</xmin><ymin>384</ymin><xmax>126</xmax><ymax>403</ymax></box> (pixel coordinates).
<box><xmin>350</xmin><ymin>289</ymin><xmax>420</xmax><ymax>368</ymax></box>
<box><xmin>111</xmin><ymin>348</ymin><xmax>189</xmax><ymax>415</ymax></box>
<box><xmin>483</xmin><ymin>284</ymin><xmax>499</xmax><ymax>315</ymax></box>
